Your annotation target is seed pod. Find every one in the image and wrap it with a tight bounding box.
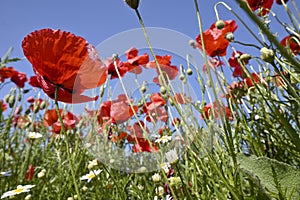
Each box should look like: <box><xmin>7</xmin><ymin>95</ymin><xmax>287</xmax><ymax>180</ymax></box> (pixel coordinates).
<box><xmin>140</xmin><ymin>85</ymin><xmax>146</xmax><ymax>93</ymax></box>
<box><xmin>125</xmin><ymin>0</ymin><xmax>140</xmax><ymax>9</ymax></box>
<box><xmin>8</xmin><ymin>95</ymin><xmax>15</xmax><ymax>108</ymax></box>
<box><xmin>40</xmin><ymin>101</ymin><xmax>46</xmax><ymax>110</ymax></box>
<box><xmin>4</xmin><ymin>94</ymin><xmax>10</xmax><ymax>103</ymax></box>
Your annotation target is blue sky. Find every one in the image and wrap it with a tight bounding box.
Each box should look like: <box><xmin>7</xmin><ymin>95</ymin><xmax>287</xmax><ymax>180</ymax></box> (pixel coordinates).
<box><xmin>0</xmin><ymin>0</ymin><xmax>298</xmax><ymax>93</ymax></box>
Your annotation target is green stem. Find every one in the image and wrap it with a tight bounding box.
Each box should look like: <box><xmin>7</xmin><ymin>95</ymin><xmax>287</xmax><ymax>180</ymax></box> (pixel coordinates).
<box><xmin>54</xmin><ymin>85</ymin><xmax>81</xmax><ymax>200</ymax></box>
<box><xmin>235</xmin><ymin>0</ymin><xmax>300</xmax><ymax>72</ymax></box>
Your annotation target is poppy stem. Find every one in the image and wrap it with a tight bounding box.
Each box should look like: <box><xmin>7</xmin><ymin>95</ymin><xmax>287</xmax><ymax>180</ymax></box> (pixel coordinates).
<box><xmin>235</xmin><ymin>0</ymin><xmax>300</xmax><ymax>72</ymax></box>
<box><xmin>54</xmin><ymin>85</ymin><xmax>82</xmax><ymax>200</ymax></box>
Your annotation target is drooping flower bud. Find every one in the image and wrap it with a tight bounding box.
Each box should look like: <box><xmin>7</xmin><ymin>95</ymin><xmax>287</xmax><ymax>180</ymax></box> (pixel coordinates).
<box><xmin>260</xmin><ymin>47</ymin><xmax>274</xmax><ymax>63</ymax></box>
<box><xmin>125</xmin><ymin>0</ymin><xmax>140</xmax><ymax>10</ymax></box>
<box><xmin>215</xmin><ymin>20</ymin><xmax>225</xmax><ymax>30</ymax></box>
<box><xmin>225</xmin><ymin>32</ymin><xmax>234</xmax><ymax>42</ymax></box>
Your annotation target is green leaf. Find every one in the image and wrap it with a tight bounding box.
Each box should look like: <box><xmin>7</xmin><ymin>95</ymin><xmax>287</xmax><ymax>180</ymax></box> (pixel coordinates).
<box><xmin>237</xmin><ymin>153</ymin><xmax>300</xmax><ymax>199</ymax></box>
<box><xmin>1</xmin><ymin>46</ymin><xmax>14</xmax><ymax>64</ymax></box>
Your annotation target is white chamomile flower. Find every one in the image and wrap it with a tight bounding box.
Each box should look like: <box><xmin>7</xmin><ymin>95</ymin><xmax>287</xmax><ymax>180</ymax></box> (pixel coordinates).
<box><xmin>88</xmin><ymin>159</ymin><xmax>98</xmax><ymax>169</ymax></box>
<box><xmin>155</xmin><ymin>135</ymin><xmax>172</xmax><ymax>144</ymax></box>
<box><xmin>80</xmin><ymin>169</ymin><xmax>102</xmax><ymax>182</ymax></box>
<box><xmin>168</xmin><ymin>176</ymin><xmax>181</xmax><ymax>186</ymax></box>
<box><xmin>160</xmin><ymin>162</ymin><xmax>170</xmax><ymax>174</ymax></box>
<box><xmin>165</xmin><ymin>149</ymin><xmax>179</xmax><ymax>164</ymax></box>
<box><xmin>152</xmin><ymin>173</ymin><xmax>161</xmax><ymax>182</ymax></box>
<box><xmin>1</xmin><ymin>185</ymin><xmax>35</xmax><ymax>199</ymax></box>
<box><xmin>0</xmin><ymin>170</ymin><xmax>12</xmax><ymax>177</ymax></box>
<box><xmin>28</xmin><ymin>132</ymin><xmax>42</xmax><ymax>139</ymax></box>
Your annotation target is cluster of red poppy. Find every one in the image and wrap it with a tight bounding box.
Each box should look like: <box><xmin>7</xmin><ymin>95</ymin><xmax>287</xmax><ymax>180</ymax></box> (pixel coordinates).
<box><xmin>246</xmin><ymin>0</ymin><xmax>289</xmax><ymax>16</ymax></box>
<box><xmin>106</xmin><ymin>48</ymin><xmax>178</xmax><ymax>85</ymax></box>
<box><xmin>0</xmin><ymin>67</ymin><xmax>28</xmax><ymax>88</ymax></box>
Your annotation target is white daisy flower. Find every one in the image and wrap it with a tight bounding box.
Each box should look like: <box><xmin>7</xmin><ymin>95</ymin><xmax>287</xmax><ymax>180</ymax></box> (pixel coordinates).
<box><xmin>0</xmin><ymin>170</ymin><xmax>12</xmax><ymax>177</ymax></box>
<box><xmin>165</xmin><ymin>149</ymin><xmax>179</xmax><ymax>164</ymax></box>
<box><xmin>1</xmin><ymin>185</ymin><xmax>35</xmax><ymax>199</ymax></box>
<box><xmin>28</xmin><ymin>132</ymin><xmax>42</xmax><ymax>139</ymax></box>
<box><xmin>80</xmin><ymin>170</ymin><xmax>102</xmax><ymax>182</ymax></box>
<box><xmin>87</xmin><ymin>159</ymin><xmax>98</xmax><ymax>169</ymax></box>
<box><xmin>160</xmin><ymin>162</ymin><xmax>170</xmax><ymax>174</ymax></box>
<box><xmin>152</xmin><ymin>173</ymin><xmax>161</xmax><ymax>182</ymax></box>
<box><xmin>155</xmin><ymin>135</ymin><xmax>172</xmax><ymax>144</ymax></box>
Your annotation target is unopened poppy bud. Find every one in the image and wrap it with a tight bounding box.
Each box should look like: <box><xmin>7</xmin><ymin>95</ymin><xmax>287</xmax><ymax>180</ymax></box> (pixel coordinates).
<box><xmin>140</xmin><ymin>85</ymin><xmax>146</xmax><ymax>93</ymax></box>
<box><xmin>225</xmin><ymin>32</ymin><xmax>234</xmax><ymax>41</ymax></box>
<box><xmin>260</xmin><ymin>47</ymin><xmax>274</xmax><ymax>63</ymax></box>
<box><xmin>125</xmin><ymin>0</ymin><xmax>140</xmax><ymax>9</ymax></box>
<box><xmin>4</xmin><ymin>94</ymin><xmax>10</xmax><ymax>103</ymax></box>
<box><xmin>112</xmin><ymin>53</ymin><xmax>119</xmax><ymax>61</ymax></box>
<box><xmin>40</xmin><ymin>101</ymin><xmax>46</xmax><ymax>110</ymax></box>
<box><xmin>8</xmin><ymin>95</ymin><xmax>15</xmax><ymax>108</ymax></box>
<box><xmin>33</xmin><ymin>105</ymin><xmax>39</xmax><ymax>113</ymax></box>
<box><xmin>17</xmin><ymin>93</ymin><xmax>22</xmax><ymax>102</ymax></box>
<box><xmin>240</xmin><ymin>53</ymin><xmax>251</xmax><ymax>62</ymax></box>
<box><xmin>215</xmin><ymin>20</ymin><xmax>225</xmax><ymax>29</ymax></box>
<box><xmin>186</xmin><ymin>68</ymin><xmax>193</xmax><ymax>76</ymax></box>
<box><xmin>189</xmin><ymin>40</ymin><xmax>196</xmax><ymax>48</ymax></box>
<box><xmin>160</xmin><ymin>86</ymin><xmax>167</xmax><ymax>95</ymax></box>
<box><xmin>179</xmin><ymin>74</ymin><xmax>185</xmax><ymax>81</ymax></box>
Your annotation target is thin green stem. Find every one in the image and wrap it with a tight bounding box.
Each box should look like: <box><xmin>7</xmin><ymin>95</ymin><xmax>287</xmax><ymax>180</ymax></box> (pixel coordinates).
<box><xmin>54</xmin><ymin>85</ymin><xmax>81</xmax><ymax>200</ymax></box>
<box><xmin>235</xmin><ymin>0</ymin><xmax>300</xmax><ymax>72</ymax></box>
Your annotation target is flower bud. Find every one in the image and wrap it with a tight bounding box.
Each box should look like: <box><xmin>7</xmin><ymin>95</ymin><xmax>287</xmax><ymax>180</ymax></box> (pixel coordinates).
<box><xmin>160</xmin><ymin>86</ymin><xmax>167</xmax><ymax>95</ymax></box>
<box><xmin>4</xmin><ymin>94</ymin><xmax>10</xmax><ymax>103</ymax></box>
<box><xmin>152</xmin><ymin>173</ymin><xmax>161</xmax><ymax>182</ymax></box>
<box><xmin>8</xmin><ymin>95</ymin><xmax>15</xmax><ymax>108</ymax></box>
<box><xmin>140</xmin><ymin>85</ymin><xmax>146</xmax><ymax>93</ymax></box>
<box><xmin>215</xmin><ymin>20</ymin><xmax>225</xmax><ymax>29</ymax></box>
<box><xmin>40</xmin><ymin>101</ymin><xmax>47</xmax><ymax>110</ymax></box>
<box><xmin>260</xmin><ymin>47</ymin><xmax>274</xmax><ymax>63</ymax></box>
<box><xmin>125</xmin><ymin>0</ymin><xmax>140</xmax><ymax>9</ymax></box>
<box><xmin>186</xmin><ymin>68</ymin><xmax>193</xmax><ymax>76</ymax></box>
<box><xmin>225</xmin><ymin>32</ymin><xmax>234</xmax><ymax>41</ymax></box>
<box><xmin>240</xmin><ymin>53</ymin><xmax>251</xmax><ymax>62</ymax></box>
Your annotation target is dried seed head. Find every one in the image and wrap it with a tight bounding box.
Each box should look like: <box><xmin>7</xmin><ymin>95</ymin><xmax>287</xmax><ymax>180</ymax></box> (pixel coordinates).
<box><xmin>215</xmin><ymin>20</ymin><xmax>225</xmax><ymax>29</ymax></box>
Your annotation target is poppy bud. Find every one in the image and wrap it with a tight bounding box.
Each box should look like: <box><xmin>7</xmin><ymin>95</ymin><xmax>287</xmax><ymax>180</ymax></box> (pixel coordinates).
<box><xmin>179</xmin><ymin>74</ymin><xmax>185</xmax><ymax>81</ymax></box>
<box><xmin>8</xmin><ymin>95</ymin><xmax>15</xmax><ymax>108</ymax></box>
<box><xmin>186</xmin><ymin>68</ymin><xmax>193</xmax><ymax>76</ymax></box>
<box><xmin>125</xmin><ymin>0</ymin><xmax>140</xmax><ymax>9</ymax></box>
<box><xmin>99</xmin><ymin>85</ymin><xmax>105</xmax><ymax>98</ymax></box>
<box><xmin>40</xmin><ymin>101</ymin><xmax>46</xmax><ymax>110</ymax></box>
<box><xmin>225</xmin><ymin>32</ymin><xmax>234</xmax><ymax>41</ymax></box>
<box><xmin>33</xmin><ymin>105</ymin><xmax>39</xmax><ymax>113</ymax></box>
<box><xmin>240</xmin><ymin>53</ymin><xmax>251</xmax><ymax>62</ymax></box>
<box><xmin>189</xmin><ymin>40</ymin><xmax>196</xmax><ymax>48</ymax></box>
<box><xmin>4</xmin><ymin>94</ymin><xmax>10</xmax><ymax>103</ymax></box>
<box><xmin>140</xmin><ymin>85</ymin><xmax>146</xmax><ymax>93</ymax></box>
<box><xmin>260</xmin><ymin>47</ymin><xmax>274</xmax><ymax>63</ymax></box>
<box><xmin>215</xmin><ymin>20</ymin><xmax>225</xmax><ymax>29</ymax></box>
<box><xmin>17</xmin><ymin>93</ymin><xmax>22</xmax><ymax>102</ymax></box>
<box><xmin>160</xmin><ymin>86</ymin><xmax>167</xmax><ymax>95</ymax></box>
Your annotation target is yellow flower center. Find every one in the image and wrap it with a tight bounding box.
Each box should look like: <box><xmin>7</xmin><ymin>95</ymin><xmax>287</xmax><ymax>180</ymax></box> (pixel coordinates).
<box><xmin>87</xmin><ymin>174</ymin><xmax>95</xmax><ymax>179</ymax></box>
<box><xmin>14</xmin><ymin>188</ymin><xmax>25</xmax><ymax>193</ymax></box>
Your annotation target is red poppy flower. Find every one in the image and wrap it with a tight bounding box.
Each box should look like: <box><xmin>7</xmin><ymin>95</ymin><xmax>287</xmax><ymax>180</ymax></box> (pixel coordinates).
<box><xmin>228</xmin><ymin>51</ymin><xmax>249</xmax><ymax>78</ymax></box>
<box><xmin>132</xmin><ymin>138</ymin><xmax>158</xmax><ymax>153</ymax></box>
<box><xmin>30</xmin><ymin>74</ymin><xmax>98</xmax><ymax>103</ymax></box>
<box><xmin>0</xmin><ymin>67</ymin><xmax>16</xmax><ymax>82</ymax></box>
<box><xmin>146</xmin><ymin>55</ymin><xmax>178</xmax><ymax>84</ymax></box>
<box><xmin>276</xmin><ymin>0</ymin><xmax>288</xmax><ymax>4</ymax></box>
<box><xmin>25</xmin><ymin>164</ymin><xmax>34</xmax><ymax>181</ymax></box>
<box><xmin>107</xmin><ymin>57</ymin><xmax>128</xmax><ymax>79</ymax></box>
<box><xmin>246</xmin><ymin>0</ymin><xmax>273</xmax><ymax>16</ymax></box>
<box><xmin>172</xmin><ymin>93</ymin><xmax>191</xmax><ymax>104</ymax></box>
<box><xmin>280</xmin><ymin>35</ymin><xmax>300</xmax><ymax>55</ymax></box>
<box><xmin>22</xmin><ymin>28</ymin><xmax>107</xmax><ymax>103</ymax></box>
<box><xmin>127</xmin><ymin>121</ymin><xmax>148</xmax><ymax>142</ymax></box>
<box><xmin>123</xmin><ymin>47</ymin><xmax>149</xmax><ymax>74</ymax></box>
<box><xmin>202</xmin><ymin>58</ymin><xmax>224</xmax><ymax>73</ymax></box>
<box><xmin>44</xmin><ymin>109</ymin><xmax>79</xmax><ymax>134</ymax></box>
<box><xmin>196</xmin><ymin>20</ymin><xmax>238</xmax><ymax>57</ymax></box>
<box><xmin>142</xmin><ymin>93</ymin><xmax>168</xmax><ymax>123</ymax></box>
<box><xmin>11</xmin><ymin>71</ymin><xmax>28</xmax><ymax>88</ymax></box>
<box><xmin>0</xmin><ymin>100</ymin><xmax>7</xmax><ymax>112</ymax></box>
<box><xmin>97</xmin><ymin>94</ymin><xmax>138</xmax><ymax>125</ymax></box>
<box><xmin>201</xmin><ymin>102</ymin><xmax>233</xmax><ymax>120</ymax></box>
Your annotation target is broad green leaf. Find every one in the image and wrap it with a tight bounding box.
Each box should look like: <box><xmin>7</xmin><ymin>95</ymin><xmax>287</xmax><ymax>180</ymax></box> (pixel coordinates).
<box><xmin>237</xmin><ymin>153</ymin><xmax>300</xmax><ymax>199</ymax></box>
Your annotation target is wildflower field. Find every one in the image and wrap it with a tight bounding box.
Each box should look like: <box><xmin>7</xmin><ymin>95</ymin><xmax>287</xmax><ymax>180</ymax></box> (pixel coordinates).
<box><xmin>1</xmin><ymin>0</ymin><xmax>300</xmax><ymax>199</ymax></box>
